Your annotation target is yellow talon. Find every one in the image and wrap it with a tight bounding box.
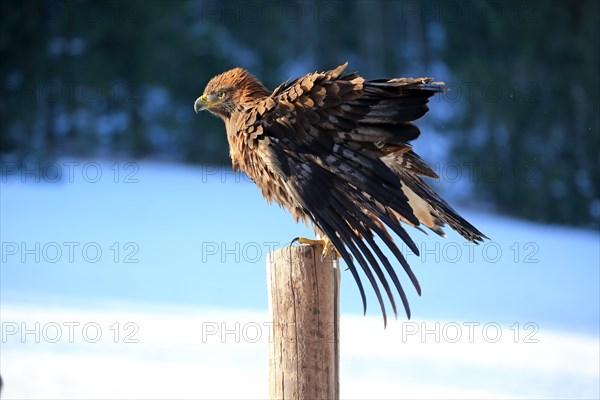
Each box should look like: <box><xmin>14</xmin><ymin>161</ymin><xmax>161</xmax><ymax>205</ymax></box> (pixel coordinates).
<box><xmin>295</xmin><ymin>237</ymin><xmax>341</xmax><ymax>259</ymax></box>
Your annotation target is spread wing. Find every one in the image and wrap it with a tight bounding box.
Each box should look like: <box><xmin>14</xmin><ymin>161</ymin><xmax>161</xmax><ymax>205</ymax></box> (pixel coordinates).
<box><xmin>236</xmin><ymin>63</ymin><xmax>485</xmax><ymax>324</ymax></box>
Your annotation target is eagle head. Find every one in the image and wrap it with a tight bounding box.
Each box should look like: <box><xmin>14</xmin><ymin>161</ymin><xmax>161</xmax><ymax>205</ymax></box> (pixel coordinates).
<box><xmin>195</xmin><ymin>67</ymin><xmax>270</xmax><ymax>121</ymax></box>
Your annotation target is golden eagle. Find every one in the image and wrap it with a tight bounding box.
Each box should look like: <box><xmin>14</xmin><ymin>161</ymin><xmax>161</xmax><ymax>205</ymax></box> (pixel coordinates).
<box><xmin>195</xmin><ymin>63</ymin><xmax>487</xmax><ymax>324</ymax></box>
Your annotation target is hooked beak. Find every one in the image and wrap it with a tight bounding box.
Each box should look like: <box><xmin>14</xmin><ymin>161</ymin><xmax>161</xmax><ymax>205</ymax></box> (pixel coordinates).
<box><xmin>194</xmin><ymin>94</ymin><xmax>208</xmax><ymax>114</ymax></box>
<box><xmin>194</xmin><ymin>93</ymin><xmax>222</xmax><ymax>113</ymax></box>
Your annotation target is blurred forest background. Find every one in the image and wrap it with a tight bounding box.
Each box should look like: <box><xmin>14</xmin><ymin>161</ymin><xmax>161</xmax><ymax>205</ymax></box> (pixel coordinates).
<box><xmin>1</xmin><ymin>0</ymin><xmax>598</xmax><ymax>228</ymax></box>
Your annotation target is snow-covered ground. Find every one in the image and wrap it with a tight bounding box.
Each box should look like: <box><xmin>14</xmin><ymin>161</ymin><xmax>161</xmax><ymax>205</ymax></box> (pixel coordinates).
<box><xmin>1</xmin><ymin>160</ymin><xmax>598</xmax><ymax>399</ymax></box>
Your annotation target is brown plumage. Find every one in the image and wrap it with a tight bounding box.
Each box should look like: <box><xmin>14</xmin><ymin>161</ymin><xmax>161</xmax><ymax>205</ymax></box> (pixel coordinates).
<box><xmin>195</xmin><ymin>63</ymin><xmax>488</xmax><ymax>324</ymax></box>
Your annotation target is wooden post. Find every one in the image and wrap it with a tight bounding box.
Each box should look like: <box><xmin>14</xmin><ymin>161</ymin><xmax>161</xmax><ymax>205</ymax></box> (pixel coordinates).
<box><xmin>267</xmin><ymin>245</ymin><xmax>340</xmax><ymax>400</ymax></box>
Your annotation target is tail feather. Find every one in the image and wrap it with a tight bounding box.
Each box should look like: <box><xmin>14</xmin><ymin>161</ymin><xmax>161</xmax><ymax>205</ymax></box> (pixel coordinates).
<box><xmin>381</xmin><ymin>149</ymin><xmax>488</xmax><ymax>244</ymax></box>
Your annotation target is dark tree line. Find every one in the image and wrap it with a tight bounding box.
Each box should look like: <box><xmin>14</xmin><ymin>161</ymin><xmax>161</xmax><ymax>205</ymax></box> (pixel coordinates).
<box><xmin>1</xmin><ymin>0</ymin><xmax>598</xmax><ymax>228</ymax></box>
<box><xmin>442</xmin><ymin>0</ymin><xmax>599</xmax><ymax>226</ymax></box>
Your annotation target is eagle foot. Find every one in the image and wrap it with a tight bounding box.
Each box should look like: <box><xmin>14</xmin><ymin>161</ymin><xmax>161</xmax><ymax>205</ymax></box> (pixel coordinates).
<box><xmin>292</xmin><ymin>237</ymin><xmax>341</xmax><ymax>260</ymax></box>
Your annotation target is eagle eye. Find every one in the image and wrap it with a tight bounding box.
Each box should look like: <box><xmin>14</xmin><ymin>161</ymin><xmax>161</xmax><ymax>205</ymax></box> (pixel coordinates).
<box><xmin>216</xmin><ymin>90</ymin><xmax>226</xmax><ymax>99</ymax></box>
